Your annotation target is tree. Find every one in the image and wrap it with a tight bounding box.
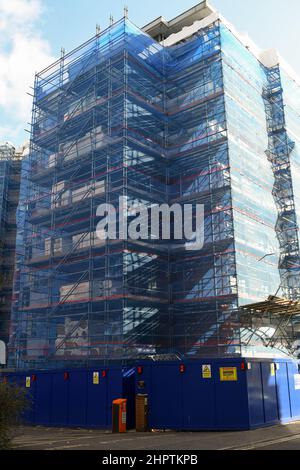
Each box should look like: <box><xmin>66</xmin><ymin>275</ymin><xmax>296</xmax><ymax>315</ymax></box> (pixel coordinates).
<box><xmin>0</xmin><ymin>382</ymin><xmax>28</xmax><ymax>449</ymax></box>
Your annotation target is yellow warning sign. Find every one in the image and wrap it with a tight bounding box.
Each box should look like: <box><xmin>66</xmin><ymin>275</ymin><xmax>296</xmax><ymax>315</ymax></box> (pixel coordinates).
<box><xmin>93</xmin><ymin>372</ymin><xmax>100</xmax><ymax>385</ymax></box>
<box><xmin>202</xmin><ymin>365</ymin><xmax>212</xmax><ymax>379</ymax></box>
<box><xmin>270</xmin><ymin>364</ymin><xmax>276</xmax><ymax>377</ymax></box>
<box><xmin>220</xmin><ymin>367</ymin><xmax>238</xmax><ymax>382</ymax></box>
<box><xmin>25</xmin><ymin>377</ymin><xmax>31</xmax><ymax>388</ymax></box>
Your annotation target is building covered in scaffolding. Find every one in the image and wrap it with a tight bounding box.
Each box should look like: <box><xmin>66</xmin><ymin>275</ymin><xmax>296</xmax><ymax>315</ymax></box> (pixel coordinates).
<box><xmin>8</xmin><ymin>1</ymin><xmax>300</xmax><ymax>369</ymax></box>
<box><xmin>0</xmin><ymin>142</ymin><xmax>24</xmax><ymax>347</ymax></box>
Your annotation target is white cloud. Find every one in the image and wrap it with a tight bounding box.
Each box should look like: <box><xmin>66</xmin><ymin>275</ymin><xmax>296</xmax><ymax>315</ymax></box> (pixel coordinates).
<box><xmin>0</xmin><ymin>0</ymin><xmax>55</xmax><ymax>143</ymax></box>
<box><xmin>0</xmin><ymin>0</ymin><xmax>42</xmax><ymax>28</ymax></box>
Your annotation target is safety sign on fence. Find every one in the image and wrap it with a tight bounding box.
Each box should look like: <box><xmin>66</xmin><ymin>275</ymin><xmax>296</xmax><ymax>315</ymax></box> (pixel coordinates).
<box><xmin>294</xmin><ymin>374</ymin><xmax>300</xmax><ymax>390</ymax></box>
<box><xmin>270</xmin><ymin>364</ymin><xmax>276</xmax><ymax>377</ymax></box>
<box><xmin>202</xmin><ymin>364</ymin><xmax>212</xmax><ymax>379</ymax></box>
<box><xmin>219</xmin><ymin>367</ymin><xmax>238</xmax><ymax>382</ymax></box>
<box><xmin>93</xmin><ymin>372</ymin><xmax>100</xmax><ymax>385</ymax></box>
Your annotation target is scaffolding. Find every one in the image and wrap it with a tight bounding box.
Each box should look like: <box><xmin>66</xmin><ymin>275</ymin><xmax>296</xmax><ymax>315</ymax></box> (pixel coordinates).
<box><xmin>0</xmin><ymin>143</ymin><xmax>22</xmax><ymax>345</ymax></box>
<box><xmin>239</xmin><ymin>296</ymin><xmax>300</xmax><ymax>356</ymax></box>
<box><xmin>263</xmin><ymin>65</ymin><xmax>300</xmax><ymax>299</ymax></box>
<box><xmin>8</xmin><ymin>13</ymin><xmax>300</xmax><ymax>369</ymax></box>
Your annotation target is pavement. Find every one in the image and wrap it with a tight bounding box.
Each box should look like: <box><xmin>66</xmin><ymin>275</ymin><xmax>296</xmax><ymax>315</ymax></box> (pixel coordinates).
<box><xmin>11</xmin><ymin>421</ymin><xmax>300</xmax><ymax>450</ymax></box>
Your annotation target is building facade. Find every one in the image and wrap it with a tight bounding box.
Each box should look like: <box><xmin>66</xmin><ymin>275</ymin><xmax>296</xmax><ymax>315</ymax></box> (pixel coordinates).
<box><xmin>8</xmin><ymin>2</ymin><xmax>300</xmax><ymax>369</ymax></box>
<box><xmin>0</xmin><ymin>143</ymin><xmax>23</xmax><ymax>347</ymax></box>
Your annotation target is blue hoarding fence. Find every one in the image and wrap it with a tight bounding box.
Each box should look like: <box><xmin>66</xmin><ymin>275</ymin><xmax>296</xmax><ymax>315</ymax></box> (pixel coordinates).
<box><xmin>1</xmin><ymin>366</ymin><xmax>135</xmax><ymax>429</ymax></box>
<box><xmin>1</xmin><ymin>358</ymin><xmax>300</xmax><ymax>431</ymax></box>
<box><xmin>135</xmin><ymin>358</ymin><xmax>300</xmax><ymax>430</ymax></box>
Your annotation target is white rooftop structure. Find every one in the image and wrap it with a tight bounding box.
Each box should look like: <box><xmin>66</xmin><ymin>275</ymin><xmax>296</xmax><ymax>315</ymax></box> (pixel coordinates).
<box><xmin>143</xmin><ymin>1</ymin><xmax>215</xmax><ymax>42</ymax></box>
<box><xmin>143</xmin><ymin>1</ymin><xmax>300</xmax><ymax>87</ymax></box>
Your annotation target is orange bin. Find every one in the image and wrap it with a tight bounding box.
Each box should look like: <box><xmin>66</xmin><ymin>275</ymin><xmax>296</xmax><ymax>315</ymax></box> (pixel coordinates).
<box><xmin>112</xmin><ymin>398</ymin><xmax>127</xmax><ymax>433</ymax></box>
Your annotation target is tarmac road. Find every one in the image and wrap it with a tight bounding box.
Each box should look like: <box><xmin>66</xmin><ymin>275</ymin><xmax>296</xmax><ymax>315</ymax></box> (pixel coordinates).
<box><xmin>11</xmin><ymin>421</ymin><xmax>300</xmax><ymax>450</ymax></box>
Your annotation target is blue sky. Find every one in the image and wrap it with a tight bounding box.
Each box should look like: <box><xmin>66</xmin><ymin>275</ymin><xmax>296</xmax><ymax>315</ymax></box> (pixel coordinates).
<box><xmin>0</xmin><ymin>0</ymin><xmax>299</xmax><ymax>146</ymax></box>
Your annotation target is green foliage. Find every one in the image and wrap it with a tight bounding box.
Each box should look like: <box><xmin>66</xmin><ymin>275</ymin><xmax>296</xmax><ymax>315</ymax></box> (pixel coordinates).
<box><xmin>0</xmin><ymin>382</ymin><xmax>28</xmax><ymax>450</ymax></box>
